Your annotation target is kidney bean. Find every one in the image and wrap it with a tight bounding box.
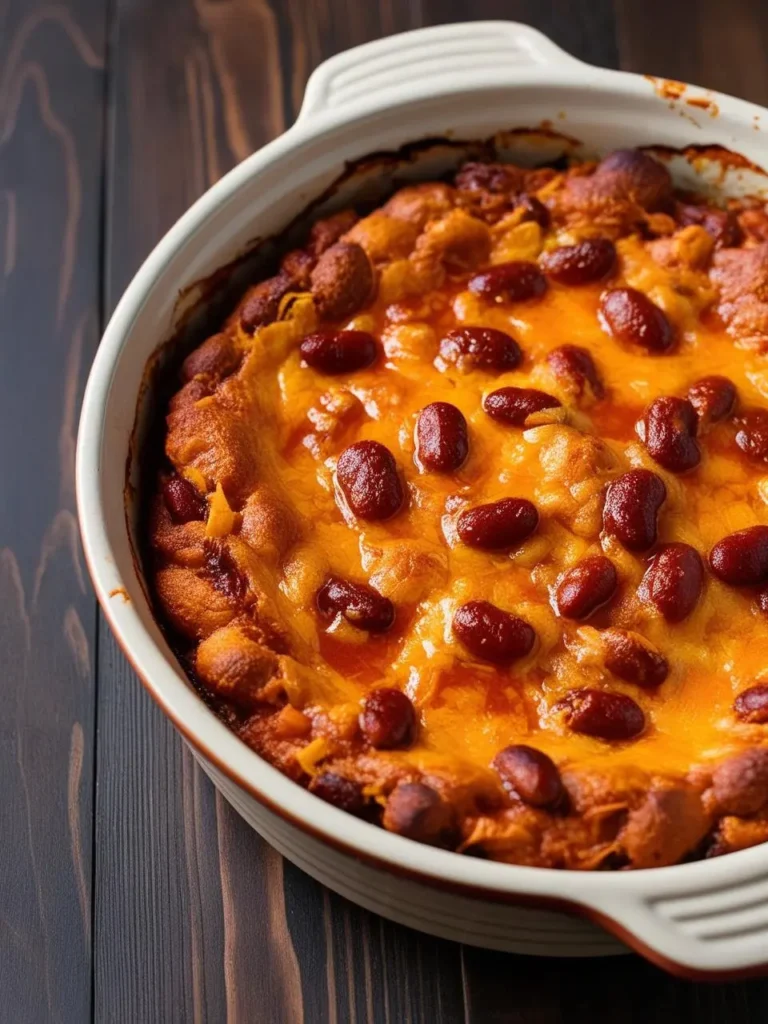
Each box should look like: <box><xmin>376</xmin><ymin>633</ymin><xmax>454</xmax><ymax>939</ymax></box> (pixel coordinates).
<box><xmin>599</xmin><ymin>287</ymin><xmax>675</xmax><ymax>353</ymax></box>
<box><xmin>468</xmin><ymin>261</ymin><xmax>547</xmax><ymax>303</ymax></box>
<box><xmin>711</xmin><ymin>748</ymin><xmax>768</xmax><ymax>817</ymax></box>
<box><xmin>597</xmin><ymin>149</ymin><xmax>672</xmax><ymax>210</ymax></box>
<box><xmin>415</xmin><ymin>402</ymin><xmax>469</xmax><ymax>473</ymax></box>
<box><xmin>555</xmin><ymin>556</ymin><xmax>617</xmax><ymax>620</ymax></box>
<box><xmin>438</xmin><ymin>326</ymin><xmax>522</xmax><ymax>373</ymax></box>
<box><xmin>547</xmin><ymin>345</ymin><xmax>605</xmax><ymax>399</ymax></box>
<box><xmin>311</xmin><ymin>242</ymin><xmax>374</xmax><ymax>321</ymax></box>
<box><xmin>709</xmin><ymin>526</ymin><xmax>768</xmax><ymax>585</ymax></box>
<box><xmin>360</xmin><ymin>688</ymin><xmax>417</xmax><ymax>750</ymax></box>
<box><xmin>640</xmin><ymin>543</ymin><xmax>704</xmax><ymax>622</ymax></box>
<box><xmin>558</xmin><ymin>688</ymin><xmax>646</xmax><ymax>741</ymax></box>
<box><xmin>336</xmin><ymin>440</ymin><xmax>404</xmax><ymax>521</ymax></box>
<box><xmin>456</xmin><ymin>498</ymin><xmax>539</xmax><ymax>551</ymax></box>
<box><xmin>603</xmin><ymin>469</ymin><xmax>667</xmax><ymax>552</ymax></box>
<box><xmin>602</xmin><ymin>628</ymin><xmax>669</xmax><ymax>688</ymax></box>
<box><xmin>382</xmin><ymin>782</ymin><xmax>459</xmax><ymax>848</ymax></box>
<box><xmin>310</xmin><ymin>772</ymin><xmax>367</xmax><ymax>815</ymax></box>
<box><xmin>204</xmin><ymin>543</ymin><xmax>247</xmax><ymax>603</ymax></box>
<box><xmin>735</xmin><ymin>408</ymin><xmax>768</xmax><ymax>463</ymax></box>
<box><xmin>493</xmin><ymin>744</ymin><xmax>564</xmax><ymax>809</ymax></box>
<box><xmin>540</xmin><ymin>238</ymin><xmax>617</xmax><ymax>286</ymax></box>
<box><xmin>687</xmin><ymin>375</ymin><xmax>737</xmax><ymax>426</ymax></box>
<box><xmin>163</xmin><ymin>475</ymin><xmax>208</xmax><ymax>523</ymax></box>
<box><xmin>677</xmin><ymin>203</ymin><xmax>741</xmax><ymax>248</ymax></box>
<box><xmin>455</xmin><ymin>161</ymin><xmax>515</xmax><ymax>193</ymax></box>
<box><xmin>734</xmin><ymin>685</ymin><xmax>768</xmax><ymax>724</ymax></box>
<box><xmin>483</xmin><ymin>386</ymin><xmax>562</xmax><ymax>426</ymax></box>
<box><xmin>516</xmin><ymin>193</ymin><xmax>550</xmax><ymax>229</ymax></box>
<box><xmin>452</xmin><ymin>600</ymin><xmax>535</xmax><ymax>664</ymax></box>
<box><xmin>316</xmin><ymin>576</ymin><xmax>395</xmax><ymax>633</ymax></box>
<box><xmin>637</xmin><ymin>397</ymin><xmax>700</xmax><ymax>473</ymax></box>
<box><xmin>300</xmin><ymin>330</ymin><xmax>378</xmax><ymax>374</ymax></box>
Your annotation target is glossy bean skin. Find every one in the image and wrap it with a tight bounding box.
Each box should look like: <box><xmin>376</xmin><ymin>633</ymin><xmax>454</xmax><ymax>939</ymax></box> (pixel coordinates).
<box><xmin>555</xmin><ymin>556</ymin><xmax>617</xmax><ymax>620</ymax></box>
<box><xmin>638</xmin><ymin>397</ymin><xmax>700</xmax><ymax>473</ymax></box>
<box><xmin>336</xmin><ymin>440</ymin><xmax>404</xmax><ymax>521</ymax></box>
<box><xmin>163</xmin><ymin>475</ymin><xmax>208</xmax><ymax>523</ymax></box>
<box><xmin>483</xmin><ymin>386</ymin><xmax>561</xmax><ymax>426</ymax></box>
<box><xmin>468</xmin><ymin>261</ymin><xmax>547</xmax><ymax>303</ymax></box>
<box><xmin>493</xmin><ymin>745</ymin><xmax>564</xmax><ymax>809</ymax></box>
<box><xmin>547</xmin><ymin>345</ymin><xmax>605</xmax><ymax>399</ymax></box>
<box><xmin>456</xmin><ymin>498</ymin><xmax>539</xmax><ymax>551</ymax></box>
<box><xmin>734</xmin><ymin>409</ymin><xmax>768</xmax><ymax>463</ymax></box>
<box><xmin>438</xmin><ymin>326</ymin><xmax>522</xmax><ymax>373</ymax></box>
<box><xmin>300</xmin><ymin>330</ymin><xmax>378</xmax><ymax>374</ymax></box>
<box><xmin>415</xmin><ymin>402</ymin><xmax>469</xmax><ymax>472</ymax></box>
<box><xmin>309</xmin><ymin>773</ymin><xmax>367</xmax><ymax>815</ymax></box>
<box><xmin>602</xmin><ymin>628</ymin><xmax>669</xmax><ymax>688</ymax></box>
<box><xmin>382</xmin><ymin>782</ymin><xmax>459</xmax><ymax>848</ymax></box>
<box><xmin>359</xmin><ymin>688</ymin><xmax>417</xmax><ymax>750</ymax></box>
<box><xmin>758</xmin><ymin>588</ymin><xmax>768</xmax><ymax>615</ymax></box>
<box><xmin>316</xmin><ymin>577</ymin><xmax>395</xmax><ymax>633</ymax></box>
<box><xmin>734</xmin><ymin>685</ymin><xmax>768</xmax><ymax>724</ymax></box>
<box><xmin>603</xmin><ymin>469</ymin><xmax>667</xmax><ymax>552</ymax></box>
<box><xmin>558</xmin><ymin>688</ymin><xmax>646</xmax><ymax>741</ymax></box>
<box><xmin>640</xmin><ymin>543</ymin><xmax>704</xmax><ymax>622</ymax></box>
<box><xmin>540</xmin><ymin>238</ymin><xmax>617</xmax><ymax>285</ymax></box>
<box><xmin>687</xmin><ymin>375</ymin><xmax>737</xmax><ymax>426</ymax></box>
<box><xmin>599</xmin><ymin>287</ymin><xmax>675</xmax><ymax>353</ymax></box>
<box><xmin>452</xmin><ymin>600</ymin><xmax>535</xmax><ymax>664</ymax></box>
<box><xmin>709</xmin><ymin>526</ymin><xmax>768</xmax><ymax>586</ymax></box>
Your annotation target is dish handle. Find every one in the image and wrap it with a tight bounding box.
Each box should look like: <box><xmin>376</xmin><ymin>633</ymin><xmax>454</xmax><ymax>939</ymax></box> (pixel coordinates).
<box><xmin>297</xmin><ymin>21</ymin><xmax>584</xmax><ymax>122</ymax></box>
<box><xmin>587</xmin><ymin>870</ymin><xmax>768</xmax><ymax>977</ymax></box>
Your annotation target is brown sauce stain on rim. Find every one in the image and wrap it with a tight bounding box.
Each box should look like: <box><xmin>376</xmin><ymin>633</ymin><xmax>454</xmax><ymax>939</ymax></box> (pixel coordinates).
<box><xmin>687</xmin><ymin>96</ymin><xmax>719</xmax><ymax>116</ymax></box>
<box><xmin>646</xmin><ymin>75</ymin><xmax>687</xmax><ymax>101</ymax></box>
<box><xmin>109</xmin><ymin>586</ymin><xmax>130</xmax><ymax>602</ymax></box>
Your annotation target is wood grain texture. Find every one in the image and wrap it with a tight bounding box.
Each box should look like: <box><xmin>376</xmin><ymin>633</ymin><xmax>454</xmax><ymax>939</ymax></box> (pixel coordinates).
<box><xmin>80</xmin><ymin>0</ymin><xmax>768</xmax><ymax>1021</ymax></box>
<box><xmin>0</xmin><ymin>2</ymin><xmax>106</xmax><ymax>1022</ymax></box>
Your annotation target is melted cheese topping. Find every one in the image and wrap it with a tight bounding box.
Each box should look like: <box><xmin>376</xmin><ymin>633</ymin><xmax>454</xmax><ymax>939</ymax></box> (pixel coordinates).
<box><xmin>154</xmin><ymin>164</ymin><xmax>768</xmax><ymax>845</ymax></box>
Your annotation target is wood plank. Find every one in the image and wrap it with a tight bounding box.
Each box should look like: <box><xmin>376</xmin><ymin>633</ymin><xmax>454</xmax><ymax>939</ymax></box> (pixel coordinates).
<box><xmin>616</xmin><ymin>0</ymin><xmax>768</xmax><ymax>105</ymax></box>
<box><xmin>96</xmin><ymin>2</ymin><xmax>465</xmax><ymax>1021</ymax></box>
<box><xmin>419</xmin><ymin>0</ymin><xmax>619</xmax><ymax>67</ymax></box>
<box><xmin>0</xmin><ymin>2</ymin><xmax>106</xmax><ymax>1022</ymax></box>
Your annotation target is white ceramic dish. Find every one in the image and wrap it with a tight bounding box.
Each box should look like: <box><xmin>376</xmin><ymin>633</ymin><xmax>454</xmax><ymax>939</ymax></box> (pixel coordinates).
<box><xmin>77</xmin><ymin>21</ymin><xmax>768</xmax><ymax>978</ymax></box>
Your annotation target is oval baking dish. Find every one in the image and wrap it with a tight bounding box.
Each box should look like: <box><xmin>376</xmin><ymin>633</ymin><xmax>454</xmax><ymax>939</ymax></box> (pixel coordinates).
<box><xmin>77</xmin><ymin>21</ymin><xmax>768</xmax><ymax>978</ymax></box>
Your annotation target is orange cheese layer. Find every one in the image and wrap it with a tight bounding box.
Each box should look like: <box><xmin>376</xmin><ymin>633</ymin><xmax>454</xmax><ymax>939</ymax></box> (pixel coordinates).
<box><xmin>172</xmin><ymin>219</ymin><xmax>768</xmax><ymax>785</ymax></box>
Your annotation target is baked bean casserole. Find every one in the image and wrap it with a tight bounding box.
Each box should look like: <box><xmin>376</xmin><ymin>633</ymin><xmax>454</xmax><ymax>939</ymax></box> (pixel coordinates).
<box><xmin>149</xmin><ymin>148</ymin><xmax>768</xmax><ymax>869</ymax></box>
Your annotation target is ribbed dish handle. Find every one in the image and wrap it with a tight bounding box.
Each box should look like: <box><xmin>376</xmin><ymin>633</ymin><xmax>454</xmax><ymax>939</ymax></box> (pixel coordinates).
<box><xmin>589</xmin><ymin>867</ymin><xmax>768</xmax><ymax>976</ymax></box>
<box><xmin>297</xmin><ymin>22</ymin><xmax>584</xmax><ymax>122</ymax></box>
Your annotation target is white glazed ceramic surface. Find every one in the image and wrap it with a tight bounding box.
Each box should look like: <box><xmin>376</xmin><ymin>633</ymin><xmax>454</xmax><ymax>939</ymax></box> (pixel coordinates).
<box><xmin>77</xmin><ymin>22</ymin><xmax>768</xmax><ymax>978</ymax></box>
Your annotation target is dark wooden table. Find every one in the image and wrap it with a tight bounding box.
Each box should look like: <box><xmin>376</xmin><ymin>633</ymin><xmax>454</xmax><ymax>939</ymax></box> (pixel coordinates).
<box><xmin>3</xmin><ymin>1</ymin><xmax>768</xmax><ymax>1020</ymax></box>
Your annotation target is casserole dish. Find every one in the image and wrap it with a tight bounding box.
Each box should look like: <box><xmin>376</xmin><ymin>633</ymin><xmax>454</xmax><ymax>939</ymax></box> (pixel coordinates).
<box><xmin>77</xmin><ymin>21</ymin><xmax>768</xmax><ymax>977</ymax></box>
